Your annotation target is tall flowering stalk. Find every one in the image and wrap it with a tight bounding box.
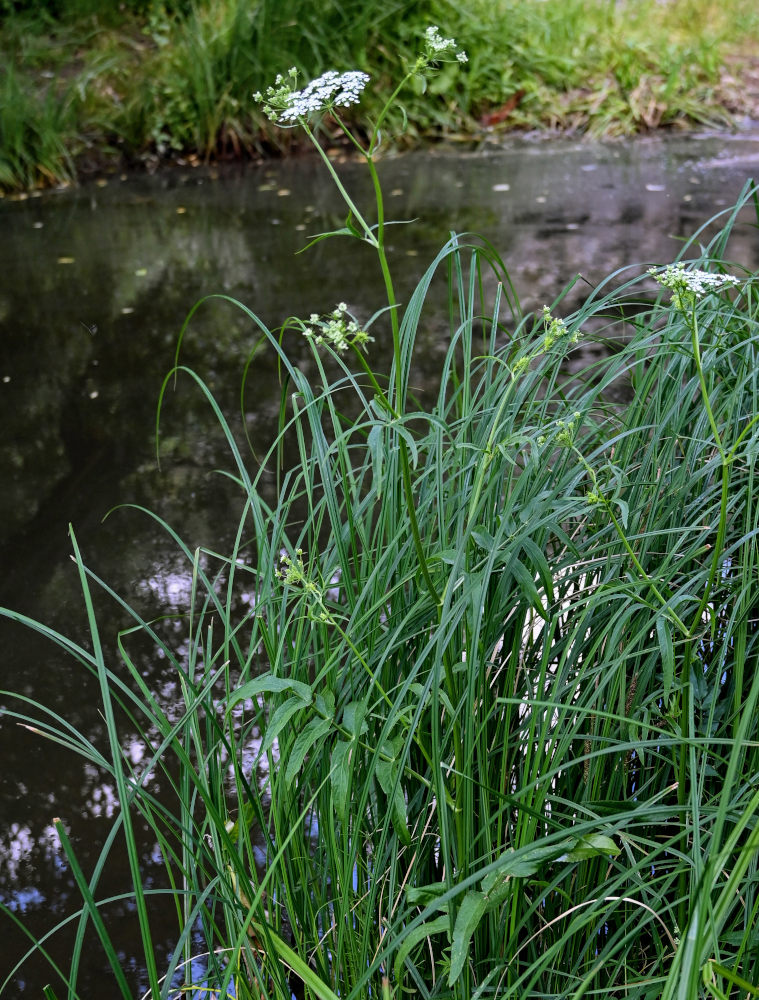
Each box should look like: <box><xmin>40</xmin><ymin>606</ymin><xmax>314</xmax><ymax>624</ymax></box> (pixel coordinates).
<box><xmin>254</xmin><ymin>28</ymin><xmax>468</xmax><ymax>602</ymax></box>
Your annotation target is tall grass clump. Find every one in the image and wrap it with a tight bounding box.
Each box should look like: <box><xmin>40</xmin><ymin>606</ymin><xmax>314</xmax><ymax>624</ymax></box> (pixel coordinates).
<box><xmin>3</xmin><ymin>26</ymin><xmax>759</xmax><ymax>1000</ymax></box>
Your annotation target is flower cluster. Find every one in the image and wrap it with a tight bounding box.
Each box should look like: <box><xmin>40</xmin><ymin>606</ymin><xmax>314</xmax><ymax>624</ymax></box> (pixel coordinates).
<box><xmin>542</xmin><ymin>305</ymin><xmax>581</xmax><ymax>351</ymax></box>
<box><xmin>422</xmin><ymin>25</ymin><xmax>468</xmax><ymax>64</ymax></box>
<box><xmin>537</xmin><ymin>412</ymin><xmax>583</xmax><ymax>449</ymax></box>
<box><xmin>303</xmin><ymin>303</ymin><xmax>373</xmax><ymax>354</ymax></box>
<box><xmin>254</xmin><ymin>68</ymin><xmax>370</xmax><ymax>125</ymax></box>
<box><xmin>275</xmin><ymin>549</ymin><xmax>334</xmax><ymax>623</ymax></box>
<box><xmin>649</xmin><ymin>263</ymin><xmax>740</xmax><ymax>311</ymax></box>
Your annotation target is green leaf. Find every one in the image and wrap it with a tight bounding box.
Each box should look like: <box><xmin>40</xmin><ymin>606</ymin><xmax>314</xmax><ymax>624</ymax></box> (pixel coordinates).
<box><xmin>330</xmin><ymin>739</ymin><xmax>352</xmax><ymax>823</ymax></box>
<box><xmin>511</xmin><ymin>558</ymin><xmax>548</xmax><ymax>620</ymax></box>
<box><xmin>284</xmin><ymin>716</ymin><xmax>332</xmax><ymax>785</ymax></box>
<box><xmin>449</xmin><ymin>891</ymin><xmax>488</xmax><ymax>985</ymax></box>
<box><xmin>261</xmin><ymin>696</ymin><xmax>309</xmax><ymax>755</ymax></box>
<box><xmin>376</xmin><ymin>738</ymin><xmax>411</xmax><ymax>846</ymax></box>
<box><xmin>471</xmin><ymin>526</ymin><xmax>496</xmax><ymax>551</ymax></box>
<box><xmin>296</xmin><ymin>227</ymin><xmax>355</xmax><ymax>254</ymax></box>
<box><xmin>657</xmin><ymin>615</ymin><xmax>675</xmax><ymax>703</ymax></box>
<box><xmin>314</xmin><ymin>689</ymin><xmax>335</xmax><ymax>719</ymax></box>
<box><xmin>345</xmin><ymin>211</ymin><xmax>363</xmax><ymax>239</ymax></box>
<box><xmin>394</xmin><ymin>915</ymin><xmax>450</xmax><ymax>988</ymax></box>
<box><xmin>558</xmin><ymin>833</ymin><xmax>620</xmax><ymax>862</ymax></box>
<box><xmin>342</xmin><ymin>699</ymin><xmax>368</xmax><ymax>738</ymax></box>
<box><xmin>481</xmin><ymin>841</ymin><xmax>574</xmax><ymax>888</ymax></box>
<box><xmin>227</xmin><ymin>674</ymin><xmax>312</xmax><ymax>713</ymax></box>
<box><xmin>405</xmin><ymin>881</ymin><xmax>449</xmax><ymax>908</ymax></box>
<box><xmin>615</xmin><ymin>497</ymin><xmax>630</xmax><ymax>529</ymax></box>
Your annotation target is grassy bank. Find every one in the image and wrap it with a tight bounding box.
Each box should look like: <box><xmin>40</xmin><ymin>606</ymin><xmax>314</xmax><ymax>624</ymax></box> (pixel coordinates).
<box><xmin>2</xmin><ymin>0</ymin><xmax>759</xmax><ymax>192</ymax></box>
<box><xmin>3</xmin><ymin>36</ymin><xmax>759</xmax><ymax>999</ymax></box>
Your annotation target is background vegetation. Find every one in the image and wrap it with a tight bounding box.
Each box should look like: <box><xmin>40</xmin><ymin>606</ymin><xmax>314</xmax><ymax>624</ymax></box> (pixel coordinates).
<box><xmin>2</xmin><ymin>0</ymin><xmax>759</xmax><ymax>192</ymax></box>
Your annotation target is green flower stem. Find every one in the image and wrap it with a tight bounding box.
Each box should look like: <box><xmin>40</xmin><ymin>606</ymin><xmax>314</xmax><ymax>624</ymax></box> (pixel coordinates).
<box><xmin>690</xmin><ymin>306</ymin><xmax>726</xmax><ymax>461</ymax></box>
<box><xmin>301</xmin><ymin>121</ymin><xmax>378</xmax><ymax>248</ymax></box>
<box><xmin>368</xmin><ymin>67</ymin><xmax>420</xmax><ymax>155</ymax></box>
<box><xmin>366</xmin><ymin>139</ymin><xmax>441</xmax><ymax>605</ymax></box>
<box><xmin>300</xmin><ymin>109</ymin><xmax>440</xmax><ymax>605</ymax></box>
<box><xmin>574</xmin><ymin>448</ymin><xmax>690</xmax><ymax>638</ymax></box>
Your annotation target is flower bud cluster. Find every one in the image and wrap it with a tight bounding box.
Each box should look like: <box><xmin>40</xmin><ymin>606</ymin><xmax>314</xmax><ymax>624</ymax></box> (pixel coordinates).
<box><xmin>255</xmin><ymin>68</ymin><xmax>370</xmax><ymax>125</ymax></box>
<box><xmin>542</xmin><ymin>305</ymin><xmax>581</xmax><ymax>351</ymax></box>
<box><xmin>303</xmin><ymin>303</ymin><xmax>373</xmax><ymax>354</ymax></box>
<box><xmin>274</xmin><ymin>548</ymin><xmax>320</xmax><ymax>596</ymax></box>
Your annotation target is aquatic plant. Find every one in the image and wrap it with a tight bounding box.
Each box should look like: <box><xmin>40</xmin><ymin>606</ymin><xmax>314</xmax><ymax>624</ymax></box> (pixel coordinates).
<box><xmin>2</xmin><ymin>22</ymin><xmax>759</xmax><ymax>1000</ymax></box>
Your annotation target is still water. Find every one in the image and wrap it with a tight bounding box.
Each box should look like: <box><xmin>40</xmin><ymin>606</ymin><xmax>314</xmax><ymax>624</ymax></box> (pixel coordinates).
<box><xmin>1</xmin><ymin>130</ymin><xmax>759</xmax><ymax>994</ymax></box>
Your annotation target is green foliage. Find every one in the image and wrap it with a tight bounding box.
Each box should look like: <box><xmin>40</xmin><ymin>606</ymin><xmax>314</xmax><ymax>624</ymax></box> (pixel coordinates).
<box><xmin>2</xmin><ymin>0</ymin><xmax>759</xmax><ymax>190</ymax></box>
<box><xmin>3</xmin><ymin>37</ymin><xmax>759</xmax><ymax>1000</ymax></box>
<box><xmin>0</xmin><ymin>62</ymin><xmax>76</xmax><ymax>189</ymax></box>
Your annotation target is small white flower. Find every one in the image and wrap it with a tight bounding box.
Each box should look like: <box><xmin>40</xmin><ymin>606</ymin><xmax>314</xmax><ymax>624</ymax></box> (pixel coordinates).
<box><xmin>650</xmin><ymin>263</ymin><xmax>740</xmax><ymax>309</ymax></box>
<box><xmin>255</xmin><ymin>68</ymin><xmax>370</xmax><ymax>126</ymax></box>
<box><xmin>302</xmin><ymin>303</ymin><xmax>373</xmax><ymax>354</ymax></box>
<box><xmin>423</xmin><ymin>25</ymin><xmax>467</xmax><ymax>65</ymax></box>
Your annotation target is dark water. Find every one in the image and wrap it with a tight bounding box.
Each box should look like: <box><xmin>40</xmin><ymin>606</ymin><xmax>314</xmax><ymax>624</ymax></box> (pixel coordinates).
<box><xmin>1</xmin><ymin>131</ymin><xmax>759</xmax><ymax>994</ymax></box>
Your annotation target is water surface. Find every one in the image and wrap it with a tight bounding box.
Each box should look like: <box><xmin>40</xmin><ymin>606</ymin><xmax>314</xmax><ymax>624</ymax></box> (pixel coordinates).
<box><xmin>1</xmin><ymin>130</ymin><xmax>759</xmax><ymax>993</ymax></box>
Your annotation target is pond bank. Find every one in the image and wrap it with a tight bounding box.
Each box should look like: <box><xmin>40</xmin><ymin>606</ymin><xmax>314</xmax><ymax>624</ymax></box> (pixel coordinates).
<box><xmin>2</xmin><ymin>0</ymin><xmax>759</xmax><ymax>193</ymax></box>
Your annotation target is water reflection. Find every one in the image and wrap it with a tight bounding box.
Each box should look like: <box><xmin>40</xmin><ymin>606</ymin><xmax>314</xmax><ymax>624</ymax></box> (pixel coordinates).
<box><xmin>2</xmin><ymin>130</ymin><xmax>759</xmax><ymax>993</ymax></box>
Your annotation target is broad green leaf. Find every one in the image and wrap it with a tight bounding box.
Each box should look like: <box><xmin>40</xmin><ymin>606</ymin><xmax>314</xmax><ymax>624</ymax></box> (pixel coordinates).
<box><xmin>330</xmin><ymin>739</ymin><xmax>352</xmax><ymax>823</ymax></box>
<box><xmin>377</xmin><ymin>738</ymin><xmax>411</xmax><ymax>846</ymax></box>
<box><xmin>261</xmin><ymin>696</ymin><xmax>308</xmax><ymax>755</ymax></box>
<box><xmin>471</xmin><ymin>526</ymin><xmax>496</xmax><ymax>551</ymax></box>
<box><xmin>314</xmin><ymin>689</ymin><xmax>335</xmax><ymax>719</ymax></box>
<box><xmin>406</xmin><ymin>881</ymin><xmax>449</xmax><ymax>908</ymax></box>
<box><xmin>394</xmin><ymin>915</ymin><xmax>450</xmax><ymax>988</ymax></box>
<box><xmin>481</xmin><ymin>841</ymin><xmax>574</xmax><ymax>889</ymax></box>
<box><xmin>227</xmin><ymin>674</ymin><xmax>312</xmax><ymax>713</ymax></box>
<box><xmin>284</xmin><ymin>716</ymin><xmax>332</xmax><ymax>785</ymax></box>
<box><xmin>448</xmin><ymin>891</ymin><xmax>488</xmax><ymax>985</ymax></box>
<box><xmin>558</xmin><ymin>833</ymin><xmax>620</xmax><ymax>862</ymax></box>
<box><xmin>342</xmin><ymin>699</ymin><xmax>368</xmax><ymax>739</ymax></box>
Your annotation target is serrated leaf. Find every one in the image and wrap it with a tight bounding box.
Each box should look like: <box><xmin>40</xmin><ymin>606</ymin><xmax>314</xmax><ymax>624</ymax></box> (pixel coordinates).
<box><xmin>227</xmin><ymin>674</ymin><xmax>312</xmax><ymax>713</ymax></box>
<box><xmin>448</xmin><ymin>891</ymin><xmax>488</xmax><ymax>985</ymax></box>
<box><xmin>376</xmin><ymin>738</ymin><xmax>410</xmax><ymax>846</ymax></box>
<box><xmin>314</xmin><ymin>689</ymin><xmax>335</xmax><ymax>719</ymax></box>
<box><xmin>394</xmin><ymin>915</ymin><xmax>449</xmax><ymax>987</ymax></box>
<box><xmin>471</xmin><ymin>526</ymin><xmax>495</xmax><ymax>551</ymax></box>
<box><xmin>558</xmin><ymin>833</ymin><xmax>620</xmax><ymax>862</ymax></box>
<box><xmin>405</xmin><ymin>881</ymin><xmax>449</xmax><ymax>908</ymax></box>
<box><xmin>284</xmin><ymin>716</ymin><xmax>332</xmax><ymax>785</ymax></box>
<box><xmin>342</xmin><ymin>699</ymin><xmax>368</xmax><ymax>739</ymax></box>
<box><xmin>330</xmin><ymin>740</ymin><xmax>352</xmax><ymax>823</ymax></box>
<box><xmin>481</xmin><ymin>841</ymin><xmax>574</xmax><ymax>890</ymax></box>
<box><xmin>261</xmin><ymin>696</ymin><xmax>308</xmax><ymax>755</ymax></box>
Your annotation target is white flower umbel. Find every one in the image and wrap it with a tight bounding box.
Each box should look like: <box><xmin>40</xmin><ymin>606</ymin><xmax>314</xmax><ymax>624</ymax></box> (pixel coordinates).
<box><xmin>302</xmin><ymin>303</ymin><xmax>373</xmax><ymax>354</ymax></box>
<box><xmin>422</xmin><ymin>25</ymin><xmax>468</xmax><ymax>64</ymax></box>
<box><xmin>254</xmin><ymin>68</ymin><xmax>370</xmax><ymax>126</ymax></box>
<box><xmin>650</xmin><ymin>262</ymin><xmax>740</xmax><ymax>311</ymax></box>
